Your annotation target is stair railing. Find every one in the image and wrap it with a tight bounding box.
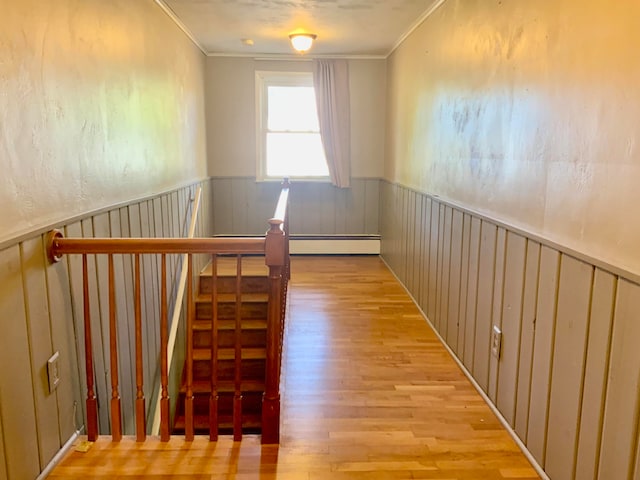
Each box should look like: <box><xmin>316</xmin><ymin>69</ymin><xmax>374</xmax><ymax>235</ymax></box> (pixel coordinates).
<box><xmin>46</xmin><ymin>180</ymin><xmax>290</xmax><ymax>444</ymax></box>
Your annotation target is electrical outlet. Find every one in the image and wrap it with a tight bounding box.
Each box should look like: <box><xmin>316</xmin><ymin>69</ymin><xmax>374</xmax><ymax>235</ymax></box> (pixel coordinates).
<box><xmin>491</xmin><ymin>326</ymin><xmax>502</xmax><ymax>359</ymax></box>
<box><xmin>47</xmin><ymin>351</ymin><xmax>61</xmax><ymax>393</ymax></box>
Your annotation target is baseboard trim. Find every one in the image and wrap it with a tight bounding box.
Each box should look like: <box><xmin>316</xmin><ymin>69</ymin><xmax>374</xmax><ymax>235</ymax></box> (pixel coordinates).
<box><xmin>36</xmin><ymin>429</ymin><xmax>81</xmax><ymax>480</ymax></box>
<box><xmin>290</xmin><ymin>235</ymin><xmax>380</xmax><ymax>255</ymax></box>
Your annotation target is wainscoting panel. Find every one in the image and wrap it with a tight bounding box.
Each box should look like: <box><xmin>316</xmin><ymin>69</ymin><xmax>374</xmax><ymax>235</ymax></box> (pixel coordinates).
<box><xmin>0</xmin><ymin>179</ymin><xmax>210</xmax><ymax>479</ymax></box>
<box><xmin>210</xmin><ymin>177</ymin><xmax>380</xmax><ymax>236</ymax></box>
<box><xmin>380</xmin><ymin>181</ymin><xmax>640</xmax><ymax>480</ymax></box>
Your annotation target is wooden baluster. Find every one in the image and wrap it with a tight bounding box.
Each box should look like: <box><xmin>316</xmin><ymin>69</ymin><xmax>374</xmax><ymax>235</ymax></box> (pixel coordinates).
<box><xmin>160</xmin><ymin>254</ymin><xmax>170</xmax><ymax>442</ymax></box>
<box><xmin>233</xmin><ymin>255</ymin><xmax>243</xmax><ymax>441</ymax></box>
<box><xmin>82</xmin><ymin>254</ymin><xmax>99</xmax><ymax>441</ymax></box>
<box><xmin>134</xmin><ymin>254</ymin><xmax>146</xmax><ymax>442</ymax></box>
<box><xmin>108</xmin><ymin>254</ymin><xmax>122</xmax><ymax>441</ymax></box>
<box><xmin>185</xmin><ymin>254</ymin><xmax>194</xmax><ymax>441</ymax></box>
<box><xmin>209</xmin><ymin>253</ymin><xmax>219</xmax><ymax>441</ymax></box>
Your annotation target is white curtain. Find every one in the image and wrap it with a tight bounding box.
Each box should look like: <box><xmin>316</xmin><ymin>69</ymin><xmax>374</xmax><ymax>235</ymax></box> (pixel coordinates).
<box><xmin>313</xmin><ymin>59</ymin><xmax>351</xmax><ymax>188</ymax></box>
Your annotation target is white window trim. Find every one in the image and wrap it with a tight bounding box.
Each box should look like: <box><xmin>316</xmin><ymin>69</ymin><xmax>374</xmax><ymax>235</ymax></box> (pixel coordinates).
<box><xmin>255</xmin><ymin>70</ymin><xmax>330</xmax><ymax>182</ymax></box>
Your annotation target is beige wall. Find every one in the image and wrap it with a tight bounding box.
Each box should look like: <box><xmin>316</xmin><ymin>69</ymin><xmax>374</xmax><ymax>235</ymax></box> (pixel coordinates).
<box><xmin>0</xmin><ymin>0</ymin><xmax>208</xmax><ymax>247</ymax></box>
<box><xmin>386</xmin><ymin>0</ymin><xmax>640</xmax><ymax>276</ymax></box>
<box><xmin>206</xmin><ymin>56</ymin><xmax>386</xmax><ymax>178</ymax></box>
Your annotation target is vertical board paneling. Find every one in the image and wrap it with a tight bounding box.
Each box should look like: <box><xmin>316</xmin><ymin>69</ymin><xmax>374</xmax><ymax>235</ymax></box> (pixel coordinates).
<box><xmin>419</xmin><ymin>197</ymin><xmax>432</xmax><ymax>315</ymax></box>
<box><xmin>399</xmin><ymin>187</ymin><xmax>408</xmax><ymax>283</ymax></box>
<box><xmin>230</xmin><ymin>178</ymin><xmax>249</xmax><ymax>233</ymax></box>
<box><xmin>575</xmin><ymin>269</ymin><xmax>616</xmax><ymax>480</ymax></box>
<box><xmin>45</xmin><ymin>234</ymin><xmax>83</xmax><ymax>443</ymax></box>
<box><xmin>427</xmin><ymin>199</ymin><xmax>439</xmax><ymax>323</ymax></box>
<box><xmin>64</xmin><ymin>221</ymin><xmax>88</xmax><ymax>428</ymax></box>
<box><xmin>405</xmin><ymin>190</ymin><xmax>415</xmax><ymax>293</ymax></box>
<box><xmin>319</xmin><ymin>182</ymin><xmax>337</xmax><ymax>233</ymax></box>
<box><xmin>463</xmin><ymin>217</ymin><xmax>482</xmax><ymax>371</ymax></box>
<box><xmin>435</xmin><ymin>204</ymin><xmax>447</xmax><ymax>333</ymax></box>
<box><xmin>439</xmin><ymin>206</ymin><xmax>453</xmax><ymax>339</ymax></box>
<box><xmin>514</xmin><ymin>240</ymin><xmax>541</xmax><ymax>441</ymax></box>
<box><xmin>473</xmin><ymin>221</ymin><xmax>497</xmax><ymax>393</ymax></box>
<box><xmin>496</xmin><ymin>232</ymin><xmax>527</xmax><ymax>426</ymax></box>
<box><xmin>413</xmin><ymin>195</ymin><xmax>424</xmax><ymax>306</ymax></box>
<box><xmin>136</xmin><ymin>202</ymin><xmax>155</xmax><ymax>412</ymax></box>
<box><xmin>346</xmin><ymin>180</ymin><xmax>366</xmax><ymax>234</ymax></box>
<box><xmin>364</xmin><ymin>179</ymin><xmax>379</xmax><ymax>234</ymax></box>
<box><xmin>527</xmin><ymin>246</ymin><xmax>560</xmax><ymax>465</ymax></box>
<box><xmin>81</xmin><ymin>217</ymin><xmax>111</xmax><ymax>431</ymax></box>
<box><xmin>108</xmin><ymin>211</ymin><xmax>135</xmax><ymax>435</ymax></box>
<box><xmin>447</xmin><ymin>209</ymin><xmax>463</xmax><ymax>353</ymax></box>
<box><xmin>456</xmin><ymin>213</ymin><xmax>472</xmax><ymax>361</ymax></box>
<box><xmin>20</xmin><ymin>237</ymin><xmax>60</xmax><ymax>469</ymax></box>
<box><xmin>0</xmin><ymin>245</ymin><xmax>40</xmax><ymax>479</ymax></box>
<box><xmin>211</xmin><ymin>178</ymin><xmax>233</xmax><ymax>234</ymax></box>
<box><xmin>545</xmin><ymin>256</ymin><xmax>593</xmax><ymax>480</ymax></box>
<box><xmin>488</xmin><ymin>227</ymin><xmax>506</xmax><ymax>402</ymax></box>
<box><xmin>598</xmin><ymin>279</ymin><xmax>640</xmax><ymax>479</ymax></box>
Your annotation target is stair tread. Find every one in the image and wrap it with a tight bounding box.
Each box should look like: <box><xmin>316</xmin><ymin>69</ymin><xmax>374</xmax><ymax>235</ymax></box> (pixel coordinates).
<box><xmin>193</xmin><ymin>347</ymin><xmax>266</xmax><ymax>361</ymax></box>
<box><xmin>173</xmin><ymin>415</ymin><xmax>262</xmax><ymax>431</ymax></box>
<box><xmin>180</xmin><ymin>379</ymin><xmax>265</xmax><ymax>393</ymax></box>
<box><xmin>195</xmin><ymin>293</ymin><xmax>268</xmax><ymax>303</ymax></box>
<box><xmin>193</xmin><ymin>319</ymin><xmax>267</xmax><ymax>331</ymax></box>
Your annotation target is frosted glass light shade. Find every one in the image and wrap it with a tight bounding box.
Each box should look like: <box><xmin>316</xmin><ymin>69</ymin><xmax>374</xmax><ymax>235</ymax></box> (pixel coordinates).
<box><xmin>289</xmin><ymin>33</ymin><xmax>317</xmax><ymax>53</ymax></box>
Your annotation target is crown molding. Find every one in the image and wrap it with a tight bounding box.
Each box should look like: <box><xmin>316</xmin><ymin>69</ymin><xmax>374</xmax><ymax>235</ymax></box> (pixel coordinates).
<box><xmin>207</xmin><ymin>52</ymin><xmax>387</xmax><ymax>60</ymax></box>
<box><xmin>387</xmin><ymin>0</ymin><xmax>448</xmax><ymax>57</ymax></box>
<box><xmin>154</xmin><ymin>0</ymin><xmax>207</xmax><ymax>55</ymax></box>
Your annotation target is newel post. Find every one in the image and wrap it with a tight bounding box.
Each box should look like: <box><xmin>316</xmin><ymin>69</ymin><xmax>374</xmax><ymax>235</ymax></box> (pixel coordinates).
<box><xmin>262</xmin><ymin>218</ymin><xmax>285</xmax><ymax>444</ymax></box>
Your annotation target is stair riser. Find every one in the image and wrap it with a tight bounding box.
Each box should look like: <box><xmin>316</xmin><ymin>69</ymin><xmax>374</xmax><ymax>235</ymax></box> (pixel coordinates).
<box><xmin>190</xmin><ymin>392</ymin><xmax>263</xmax><ymax>415</ymax></box>
<box><xmin>196</xmin><ymin>302</ymin><xmax>268</xmax><ymax>320</ymax></box>
<box><xmin>199</xmin><ymin>276</ymin><xmax>269</xmax><ymax>295</ymax></box>
<box><xmin>193</xmin><ymin>330</ymin><xmax>267</xmax><ymax>349</ymax></box>
<box><xmin>193</xmin><ymin>359</ymin><xmax>265</xmax><ymax>380</ymax></box>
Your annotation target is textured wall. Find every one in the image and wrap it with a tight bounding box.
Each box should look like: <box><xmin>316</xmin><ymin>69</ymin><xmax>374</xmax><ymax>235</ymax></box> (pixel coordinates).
<box><xmin>205</xmin><ymin>56</ymin><xmax>386</xmax><ymax>178</ymax></box>
<box><xmin>385</xmin><ymin>0</ymin><xmax>640</xmax><ymax>276</ymax></box>
<box><xmin>0</xmin><ymin>0</ymin><xmax>208</xmax><ymax>246</ymax></box>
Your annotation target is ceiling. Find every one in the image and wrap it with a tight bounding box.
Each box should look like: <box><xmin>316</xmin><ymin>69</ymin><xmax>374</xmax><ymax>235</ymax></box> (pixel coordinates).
<box><xmin>158</xmin><ymin>0</ymin><xmax>445</xmax><ymax>57</ymax></box>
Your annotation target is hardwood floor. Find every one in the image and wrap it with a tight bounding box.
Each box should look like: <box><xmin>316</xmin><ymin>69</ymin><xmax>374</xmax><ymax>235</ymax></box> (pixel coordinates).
<box><xmin>49</xmin><ymin>256</ymin><xmax>539</xmax><ymax>479</ymax></box>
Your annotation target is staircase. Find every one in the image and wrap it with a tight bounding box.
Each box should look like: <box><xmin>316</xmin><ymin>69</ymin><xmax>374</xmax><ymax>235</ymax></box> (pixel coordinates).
<box><xmin>173</xmin><ymin>255</ymin><xmax>270</xmax><ymax>436</ymax></box>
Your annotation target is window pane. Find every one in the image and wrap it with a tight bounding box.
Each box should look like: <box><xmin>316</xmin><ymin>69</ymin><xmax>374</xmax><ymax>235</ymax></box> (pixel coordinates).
<box><xmin>266</xmin><ymin>133</ymin><xmax>329</xmax><ymax>177</ymax></box>
<box><xmin>268</xmin><ymin>86</ymin><xmax>319</xmax><ymax>132</ymax></box>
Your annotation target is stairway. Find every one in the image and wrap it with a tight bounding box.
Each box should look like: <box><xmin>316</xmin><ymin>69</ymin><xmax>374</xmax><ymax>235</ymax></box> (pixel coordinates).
<box><xmin>173</xmin><ymin>255</ymin><xmax>270</xmax><ymax>435</ymax></box>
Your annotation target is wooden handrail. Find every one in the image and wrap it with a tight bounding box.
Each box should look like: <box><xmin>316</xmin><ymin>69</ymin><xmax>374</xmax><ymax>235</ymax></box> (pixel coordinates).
<box><xmin>46</xmin><ymin>180</ymin><xmax>290</xmax><ymax>444</ymax></box>
<box><xmin>47</xmin><ymin>235</ymin><xmax>265</xmax><ymax>258</ymax></box>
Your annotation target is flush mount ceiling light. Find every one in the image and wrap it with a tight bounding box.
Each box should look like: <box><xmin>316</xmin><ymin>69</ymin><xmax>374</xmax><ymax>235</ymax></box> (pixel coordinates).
<box><xmin>289</xmin><ymin>33</ymin><xmax>317</xmax><ymax>53</ymax></box>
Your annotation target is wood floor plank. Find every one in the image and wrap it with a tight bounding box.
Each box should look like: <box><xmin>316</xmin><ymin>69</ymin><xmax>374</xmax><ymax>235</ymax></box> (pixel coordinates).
<box><xmin>50</xmin><ymin>256</ymin><xmax>539</xmax><ymax>479</ymax></box>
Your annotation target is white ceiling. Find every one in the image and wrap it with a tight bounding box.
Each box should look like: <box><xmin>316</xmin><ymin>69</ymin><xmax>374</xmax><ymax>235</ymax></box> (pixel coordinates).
<box><xmin>158</xmin><ymin>0</ymin><xmax>445</xmax><ymax>57</ymax></box>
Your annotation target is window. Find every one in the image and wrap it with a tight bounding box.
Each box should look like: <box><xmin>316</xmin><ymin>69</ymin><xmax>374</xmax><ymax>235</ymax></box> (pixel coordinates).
<box><xmin>256</xmin><ymin>71</ymin><xmax>329</xmax><ymax>180</ymax></box>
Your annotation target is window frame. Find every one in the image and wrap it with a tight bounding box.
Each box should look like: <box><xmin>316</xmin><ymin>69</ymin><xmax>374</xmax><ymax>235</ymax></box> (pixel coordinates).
<box><xmin>255</xmin><ymin>70</ymin><xmax>329</xmax><ymax>182</ymax></box>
